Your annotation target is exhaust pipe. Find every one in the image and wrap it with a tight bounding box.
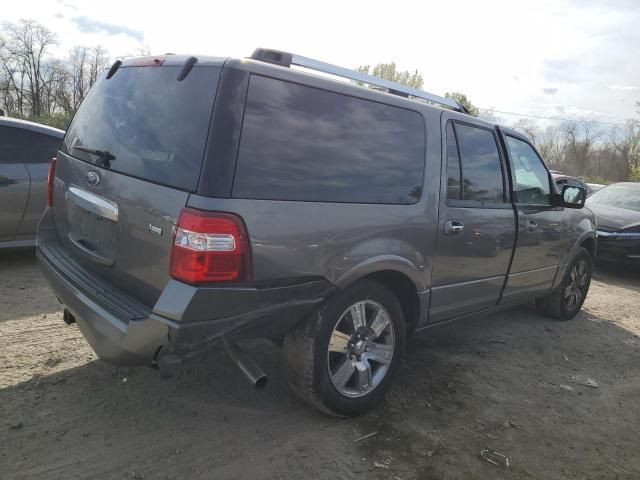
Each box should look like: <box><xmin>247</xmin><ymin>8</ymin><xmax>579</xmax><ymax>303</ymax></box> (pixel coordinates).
<box><xmin>224</xmin><ymin>340</ymin><xmax>268</xmax><ymax>388</ymax></box>
<box><xmin>63</xmin><ymin>309</ymin><xmax>76</xmax><ymax>325</ymax></box>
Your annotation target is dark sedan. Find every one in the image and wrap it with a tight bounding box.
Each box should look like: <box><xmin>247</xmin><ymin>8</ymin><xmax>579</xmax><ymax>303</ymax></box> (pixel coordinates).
<box><xmin>586</xmin><ymin>182</ymin><xmax>640</xmax><ymax>263</ymax></box>
<box><xmin>0</xmin><ymin>116</ymin><xmax>64</xmax><ymax>248</ymax></box>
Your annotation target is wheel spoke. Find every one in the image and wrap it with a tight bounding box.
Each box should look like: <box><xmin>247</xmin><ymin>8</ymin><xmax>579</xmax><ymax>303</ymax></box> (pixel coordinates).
<box><xmin>332</xmin><ymin>358</ymin><xmax>355</xmax><ymax>389</ymax></box>
<box><xmin>349</xmin><ymin>302</ymin><xmax>367</xmax><ymax>330</ymax></box>
<box><xmin>566</xmin><ymin>292</ymin><xmax>576</xmax><ymax>310</ymax></box>
<box><xmin>354</xmin><ymin>360</ymin><xmax>373</xmax><ymax>393</ymax></box>
<box><xmin>564</xmin><ymin>285</ymin><xmax>573</xmax><ymax>298</ymax></box>
<box><xmin>329</xmin><ymin>330</ymin><xmax>351</xmax><ymax>353</ymax></box>
<box><xmin>369</xmin><ymin>309</ymin><xmax>390</xmax><ymax>339</ymax></box>
<box><xmin>367</xmin><ymin>342</ymin><xmax>393</xmax><ymax>365</ymax></box>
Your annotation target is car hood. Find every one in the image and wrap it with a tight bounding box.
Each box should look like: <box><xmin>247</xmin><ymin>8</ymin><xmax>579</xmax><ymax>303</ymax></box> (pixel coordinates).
<box><xmin>587</xmin><ymin>203</ymin><xmax>640</xmax><ymax>231</ymax></box>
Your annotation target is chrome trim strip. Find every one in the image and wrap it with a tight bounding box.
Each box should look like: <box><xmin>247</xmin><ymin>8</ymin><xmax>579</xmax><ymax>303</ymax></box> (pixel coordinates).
<box><xmin>597</xmin><ymin>230</ymin><xmax>640</xmax><ymax>239</ymax></box>
<box><xmin>66</xmin><ymin>185</ymin><xmax>118</xmax><ymax>222</ymax></box>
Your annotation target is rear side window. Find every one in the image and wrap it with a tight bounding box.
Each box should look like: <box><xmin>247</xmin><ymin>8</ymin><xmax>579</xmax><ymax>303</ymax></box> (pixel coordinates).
<box><xmin>232</xmin><ymin>75</ymin><xmax>425</xmax><ymax>204</ymax></box>
<box><xmin>63</xmin><ymin>66</ymin><xmax>220</xmax><ymax>191</ymax></box>
<box><xmin>26</xmin><ymin>132</ymin><xmax>61</xmax><ymax>164</ymax></box>
<box><xmin>0</xmin><ymin>126</ymin><xmax>29</xmax><ymax>164</ymax></box>
<box><xmin>454</xmin><ymin>123</ymin><xmax>505</xmax><ymax>203</ymax></box>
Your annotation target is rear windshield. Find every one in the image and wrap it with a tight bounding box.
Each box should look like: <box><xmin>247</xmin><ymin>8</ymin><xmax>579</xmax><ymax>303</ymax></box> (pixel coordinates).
<box><xmin>62</xmin><ymin>65</ymin><xmax>220</xmax><ymax>191</ymax></box>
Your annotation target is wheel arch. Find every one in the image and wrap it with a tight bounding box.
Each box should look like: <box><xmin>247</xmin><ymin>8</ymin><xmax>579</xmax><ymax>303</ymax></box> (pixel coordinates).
<box><xmin>334</xmin><ymin>256</ymin><xmax>427</xmax><ymax>331</ymax></box>
<box><xmin>579</xmin><ymin>235</ymin><xmax>596</xmax><ymax>259</ymax></box>
<box><xmin>552</xmin><ymin>231</ymin><xmax>597</xmax><ymax>290</ymax></box>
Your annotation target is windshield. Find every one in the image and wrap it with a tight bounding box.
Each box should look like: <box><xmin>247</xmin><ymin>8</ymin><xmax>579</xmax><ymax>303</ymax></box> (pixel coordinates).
<box><xmin>587</xmin><ymin>183</ymin><xmax>640</xmax><ymax>211</ymax></box>
<box><xmin>62</xmin><ymin>65</ymin><xmax>220</xmax><ymax>191</ymax></box>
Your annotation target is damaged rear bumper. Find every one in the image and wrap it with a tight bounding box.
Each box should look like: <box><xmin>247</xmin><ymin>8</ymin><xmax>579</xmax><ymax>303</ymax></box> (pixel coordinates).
<box><xmin>37</xmin><ymin>209</ymin><xmax>336</xmax><ymax>367</ymax></box>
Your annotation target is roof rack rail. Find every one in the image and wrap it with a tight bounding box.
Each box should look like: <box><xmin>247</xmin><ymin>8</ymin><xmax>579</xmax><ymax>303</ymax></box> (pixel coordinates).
<box><xmin>249</xmin><ymin>48</ymin><xmax>468</xmax><ymax>113</ymax></box>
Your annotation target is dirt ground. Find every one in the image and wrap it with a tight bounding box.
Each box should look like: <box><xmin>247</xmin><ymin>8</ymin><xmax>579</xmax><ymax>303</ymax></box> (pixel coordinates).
<box><xmin>1</xmin><ymin>251</ymin><xmax>639</xmax><ymax>480</ymax></box>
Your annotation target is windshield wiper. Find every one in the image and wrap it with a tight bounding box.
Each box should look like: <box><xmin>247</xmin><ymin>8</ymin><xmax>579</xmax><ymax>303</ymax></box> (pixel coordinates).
<box><xmin>72</xmin><ymin>145</ymin><xmax>116</xmax><ymax>168</ymax></box>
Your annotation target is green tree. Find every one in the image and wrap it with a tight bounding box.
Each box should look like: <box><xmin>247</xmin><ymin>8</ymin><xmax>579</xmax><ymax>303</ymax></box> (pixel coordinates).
<box><xmin>355</xmin><ymin>62</ymin><xmax>423</xmax><ymax>89</ymax></box>
<box><xmin>445</xmin><ymin>92</ymin><xmax>479</xmax><ymax>117</ymax></box>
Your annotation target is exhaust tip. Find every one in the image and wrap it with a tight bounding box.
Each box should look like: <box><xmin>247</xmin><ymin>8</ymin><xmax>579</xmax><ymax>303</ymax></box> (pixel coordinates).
<box><xmin>63</xmin><ymin>309</ymin><xmax>76</xmax><ymax>325</ymax></box>
<box><xmin>254</xmin><ymin>374</ymin><xmax>268</xmax><ymax>389</ymax></box>
<box><xmin>224</xmin><ymin>341</ymin><xmax>269</xmax><ymax>389</ymax></box>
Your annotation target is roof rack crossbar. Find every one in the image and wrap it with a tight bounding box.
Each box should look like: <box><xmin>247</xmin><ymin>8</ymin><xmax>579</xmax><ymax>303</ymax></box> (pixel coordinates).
<box><xmin>249</xmin><ymin>48</ymin><xmax>463</xmax><ymax>112</ymax></box>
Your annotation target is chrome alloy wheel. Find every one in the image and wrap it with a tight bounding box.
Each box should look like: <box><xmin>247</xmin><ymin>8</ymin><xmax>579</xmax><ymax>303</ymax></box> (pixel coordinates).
<box><xmin>564</xmin><ymin>259</ymin><xmax>589</xmax><ymax>311</ymax></box>
<box><xmin>327</xmin><ymin>300</ymin><xmax>395</xmax><ymax>398</ymax></box>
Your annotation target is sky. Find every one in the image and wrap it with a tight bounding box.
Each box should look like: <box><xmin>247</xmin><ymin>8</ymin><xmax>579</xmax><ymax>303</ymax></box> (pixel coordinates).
<box><xmin>4</xmin><ymin>0</ymin><xmax>640</xmax><ymax>126</ymax></box>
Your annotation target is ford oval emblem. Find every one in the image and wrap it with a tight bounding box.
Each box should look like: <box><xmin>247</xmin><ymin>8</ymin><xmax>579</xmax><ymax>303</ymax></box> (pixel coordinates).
<box><xmin>85</xmin><ymin>171</ymin><xmax>100</xmax><ymax>186</ymax></box>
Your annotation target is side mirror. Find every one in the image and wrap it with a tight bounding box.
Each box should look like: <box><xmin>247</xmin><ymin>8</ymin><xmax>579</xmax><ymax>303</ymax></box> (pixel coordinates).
<box><xmin>557</xmin><ymin>185</ymin><xmax>586</xmax><ymax>208</ymax></box>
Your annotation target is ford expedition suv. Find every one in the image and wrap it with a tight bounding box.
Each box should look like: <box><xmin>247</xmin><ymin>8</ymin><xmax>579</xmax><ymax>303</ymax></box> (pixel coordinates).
<box><xmin>37</xmin><ymin>49</ymin><xmax>596</xmax><ymax>416</ymax></box>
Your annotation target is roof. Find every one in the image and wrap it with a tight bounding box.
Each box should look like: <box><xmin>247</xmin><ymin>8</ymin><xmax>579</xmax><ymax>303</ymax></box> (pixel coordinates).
<box><xmin>0</xmin><ymin>116</ymin><xmax>65</xmax><ymax>138</ymax></box>
<box><xmin>119</xmin><ymin>54</ymin><xmax>227</xmax><ymax>68</ymax></box>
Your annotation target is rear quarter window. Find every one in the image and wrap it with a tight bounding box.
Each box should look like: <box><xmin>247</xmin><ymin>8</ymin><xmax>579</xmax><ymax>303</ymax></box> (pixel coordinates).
<box><xmin>0</xmin><ymin>126</ymin><xmax>30</xmax><ymax>164</ymax></box>
<box><xmin>232</xmin><ymin>76</ymin><xmax>426</xmax><ymax>204</ymax></box>
<box><xmin>26</xmin><ymin>132</ymin><xmax>61</xmax><ymax>164</ymax></box>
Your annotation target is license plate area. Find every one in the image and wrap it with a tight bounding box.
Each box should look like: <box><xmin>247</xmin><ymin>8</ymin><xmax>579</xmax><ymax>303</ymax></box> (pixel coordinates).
<box><xmin>66</xmin><ymin>186</ymin><xmax>118</xmax><ymax>264</ymax></box>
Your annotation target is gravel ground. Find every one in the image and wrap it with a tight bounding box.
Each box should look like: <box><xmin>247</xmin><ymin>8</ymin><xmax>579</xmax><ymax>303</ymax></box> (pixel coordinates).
<box><xmin>1</xmin><ymin>251</ymin><xmax>639</xmax><ymax>480</ymax></box>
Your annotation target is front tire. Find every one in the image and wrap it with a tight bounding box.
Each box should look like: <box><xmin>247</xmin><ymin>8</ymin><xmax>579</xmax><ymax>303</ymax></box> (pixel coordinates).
<box><xmin>536</xmin><ymin>247</ymin><xmax>593</xmax><ymax>321</ymax></box>
<box><xmin>283</xmin><ymin>279</ymin><xmax>406</xmax><ymax>416</ymax></box>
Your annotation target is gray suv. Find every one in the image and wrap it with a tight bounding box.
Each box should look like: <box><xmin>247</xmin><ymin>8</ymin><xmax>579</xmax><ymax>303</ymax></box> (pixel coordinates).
<box><xmin>37</xmin><ymin>49</ymin><xmax>596</xmax><ymax>416</ymax></box>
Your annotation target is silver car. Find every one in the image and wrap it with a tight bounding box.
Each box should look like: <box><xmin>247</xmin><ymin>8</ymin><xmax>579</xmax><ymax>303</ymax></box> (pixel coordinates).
<box><xmin>0</xmin><ymin>116</ymin><xmax>64</xmax><ymax>248</ymax></box>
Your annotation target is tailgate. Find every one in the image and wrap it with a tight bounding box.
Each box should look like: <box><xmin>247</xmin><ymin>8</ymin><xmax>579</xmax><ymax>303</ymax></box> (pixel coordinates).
<box><xmin>52</xmin><ymin>152</ymin><xmax>189</xmax><ymax>307</ymax></box>
<box><xmin>50</xmin><ymin>60</ymin><xmax>221</xmax><ymax>308</ymax></box>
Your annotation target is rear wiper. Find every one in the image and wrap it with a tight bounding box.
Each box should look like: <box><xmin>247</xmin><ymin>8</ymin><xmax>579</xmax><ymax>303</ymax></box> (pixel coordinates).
<box><xmin>72</xmin><ymin>145</ymin><xmax>116</xmax><ymax>168</ymax></box>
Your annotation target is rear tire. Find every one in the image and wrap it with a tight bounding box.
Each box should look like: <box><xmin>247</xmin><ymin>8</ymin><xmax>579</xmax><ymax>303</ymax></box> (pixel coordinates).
<box><xmin>283</xmin><ymin>279</ymin><xmax>405</xmax><ymax>417</ymax></box>
<box><xmin>536</xmin><ymin>247</ymin><xmax>593</xmax><ymax>321</ymax></box>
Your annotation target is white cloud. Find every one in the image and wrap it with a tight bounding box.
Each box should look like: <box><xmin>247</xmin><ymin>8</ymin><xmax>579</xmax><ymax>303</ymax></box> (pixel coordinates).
<box><xmin>3</xmin><ymin>0</ymin><xmax>640</xmax><ymax>124</ymax></box>
<box><xmin>609</xmin><ymin>85</ymin><xmax>639</xmax><ymax>91</ymax></box>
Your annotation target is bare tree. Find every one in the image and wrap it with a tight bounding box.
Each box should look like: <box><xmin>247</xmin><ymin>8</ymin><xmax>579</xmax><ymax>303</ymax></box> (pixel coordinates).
<box><xmin>477</xmin><ymin>108</ymin><xmax>498</xmax><ymax>122</ymax></box>
<box><xmin>55</xmin><ymin>45</ymin><xmax>110</xmax><ymax>116</ymax></box>
<box><xmin>0</xmin><ymin>19</ymin><xmax>58</xmax><ymax>117</ymax></box>
<box><xmin>537</xmin><ymin>125</ymin><xmax>566</xmax><ymax>170</ymax></box>
<box><xmin>512</xmin><ymin>118</ymin><xmax>540</xmax><ymax>144</ymax></box>
<box><xmin>609</xmin><ymin>120</ymin><xmax>640</xmax><ymax>179</ymax></box>
<box><xmin>561</xmin><ymin>120</ymin><xmax>599</xmax><ymax>176</ymax></box>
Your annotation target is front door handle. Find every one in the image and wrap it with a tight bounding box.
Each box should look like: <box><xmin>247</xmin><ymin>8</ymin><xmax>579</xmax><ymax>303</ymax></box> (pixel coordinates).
<box><xmin>526</xmin><ymin>220</ymin><xmax>538</xmax><ymax>232</ymax></box>
<box><xmin>444</xmin><ymin>220</ymin><xmax>464</xmax><ymax>235</ymax></box>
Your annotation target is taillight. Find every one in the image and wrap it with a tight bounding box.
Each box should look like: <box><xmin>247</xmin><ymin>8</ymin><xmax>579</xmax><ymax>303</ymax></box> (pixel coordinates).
<box><xmin>170</xmin><ymin>208</ymin><xmax>251</xmax><ymax>283</ymax></box>
<box><xmin>47</xmin><ymin>157</ymin><xmax>57</xmax><ymax>207</ymax></box>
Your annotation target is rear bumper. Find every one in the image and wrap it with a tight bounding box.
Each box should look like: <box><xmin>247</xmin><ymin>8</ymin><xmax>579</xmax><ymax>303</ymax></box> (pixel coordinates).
<box><xmin>37</xmin><ymin>208</ymin><xmax>335</xmax><ymax>367</ymax></box>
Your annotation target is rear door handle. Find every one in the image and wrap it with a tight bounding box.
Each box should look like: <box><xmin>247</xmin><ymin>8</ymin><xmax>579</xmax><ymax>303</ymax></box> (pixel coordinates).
<box><xmin>444</xmin><ymin>220</ymin><xmax>464</xmax><ymax>235</ymax></box>
<box><xmin>526</xmin><ymin>220</ymin><xmax>538</xmax><ymax>232</ymax></box>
